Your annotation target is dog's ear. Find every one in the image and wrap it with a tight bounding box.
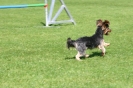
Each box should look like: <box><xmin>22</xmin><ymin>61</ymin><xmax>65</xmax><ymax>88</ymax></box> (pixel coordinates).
<box><xmin>104</xmin><ymin>20</ymin><xmax>110</xmax><ymax>25</ymax></box>
<box><xmin>102</xmin><ymin>20</ymin><xmax>110</xmax><ymax>28</ymax></box>
<box><xmin>96</xmin><ymin>19</ymin><xmax>103</xmax><ymax>26</ymax></box>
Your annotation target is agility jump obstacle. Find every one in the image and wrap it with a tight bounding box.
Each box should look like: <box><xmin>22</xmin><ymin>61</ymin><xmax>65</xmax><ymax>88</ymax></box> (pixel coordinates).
<box><xmin>0</xmin><ymin>4</ymin><xmax>47</xmax><ymax>9</ymax></box>
<box><xmin>0</xmin><ymin>0</ymin><xmax>76</xmax><ymax>27</ymax></box>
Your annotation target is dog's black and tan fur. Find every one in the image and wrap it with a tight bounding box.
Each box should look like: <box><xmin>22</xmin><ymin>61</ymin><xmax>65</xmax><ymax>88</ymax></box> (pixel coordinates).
<box><xmin>67</xmin><ymin>20</ymin><xmax>111</xmax><ymax>60</ymax></box>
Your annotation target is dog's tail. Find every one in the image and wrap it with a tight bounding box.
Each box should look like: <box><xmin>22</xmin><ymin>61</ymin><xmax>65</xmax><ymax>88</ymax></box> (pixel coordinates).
<box><xmin>67</xmin><ymin>38</ymin><xmax>75</xmax><ymax>49</ymax></box>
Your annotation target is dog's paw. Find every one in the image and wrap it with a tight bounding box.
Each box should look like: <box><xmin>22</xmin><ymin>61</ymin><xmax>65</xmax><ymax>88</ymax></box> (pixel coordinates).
<box><xmin>76</xmin><ymin>58</ymin><xmax>82</xmax><ymax>61</ymax></box>
<box><xmin>101</xmin><ymin>52</ymin><xmax>105</xmax><ymax>56</ymax></box>
<box><xmin>104</xmin><ymin>43</ymin><xmax>110</xmax><ymax>46</ymax></box>
<box><xmin>85</xmin><ymin>54</ymin><xmax>89</xmax><ymax>58</ymax></box>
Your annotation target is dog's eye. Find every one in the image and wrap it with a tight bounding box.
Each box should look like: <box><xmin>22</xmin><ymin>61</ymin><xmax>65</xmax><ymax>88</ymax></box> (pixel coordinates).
<box><xmin>105</xmin><ymin>24</ymin><xmax>109</xmax><ymax>27</ymax></box>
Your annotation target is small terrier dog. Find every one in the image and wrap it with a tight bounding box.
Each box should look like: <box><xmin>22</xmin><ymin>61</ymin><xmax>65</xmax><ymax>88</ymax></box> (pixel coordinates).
<box><xmin>67</xmin><ymin>20</ymin><xmax>111</xmax><ymax>60</ymax></box>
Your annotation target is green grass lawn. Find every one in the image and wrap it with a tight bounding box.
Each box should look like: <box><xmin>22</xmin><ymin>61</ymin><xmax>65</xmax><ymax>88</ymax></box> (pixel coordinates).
<box><xmin>0</xmin><ymin>0</ymin><xmax>133</xmax><ymax>88</ymax></box>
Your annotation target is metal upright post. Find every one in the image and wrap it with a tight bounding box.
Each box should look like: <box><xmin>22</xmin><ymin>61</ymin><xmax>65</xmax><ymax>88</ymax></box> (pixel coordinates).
<box><xmin>59</xmin><ymin>0</ymin><xmax>76</xmax><ymax>25</ymax></box>
<box><xmin>45</xmin><ymin>0</ymin><xmax>49</xmax><ymax>26</ymax></box>
<box><xmin>51</xmin><ymin>4</ymin><xmax>64</xmax><ymax>22</ymax></box>
<box><xmin>48</xmin><ymin>0</ymin><xmax>55</xmax><ymax>21</ymax></box>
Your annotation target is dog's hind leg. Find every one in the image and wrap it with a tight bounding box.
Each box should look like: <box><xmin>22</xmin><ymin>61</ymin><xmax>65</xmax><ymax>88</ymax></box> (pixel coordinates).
<box><xmin>76</xmin><ymin>51</ymin><xmax>89</xmax><ymax>61</ymax></box>
<box><xmin>85</xmin><ymin>54</ymin><xmax>89</xmax><ymax>58</ymax></box>
<box><xmin>76</xmin><ymin>52</ymin><xmax>82</xmax><ymax>61</ymax></box>
<box><xmin>75</xmin><ymin>43</ymin><xmax>88</xmax><ymax>60</ymax></box>
<box><xmin>84</xmin><ymin>52</ymin><xmax>89</xmax><ymax>58</ymax></box>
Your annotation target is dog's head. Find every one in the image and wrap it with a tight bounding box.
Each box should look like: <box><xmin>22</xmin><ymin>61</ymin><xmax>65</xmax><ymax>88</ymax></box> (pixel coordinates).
<box><xmin>96</xmin><ymin>19</ymin><xmax>111</xmax><ymax>35</ymax></box>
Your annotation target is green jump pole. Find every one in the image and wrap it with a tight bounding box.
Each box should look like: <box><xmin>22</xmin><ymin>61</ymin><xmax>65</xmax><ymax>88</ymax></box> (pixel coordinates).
<box><xmin>28</xmin><ymin>3</ymin><xmax>46</xmax><ymax>7</ymax></box>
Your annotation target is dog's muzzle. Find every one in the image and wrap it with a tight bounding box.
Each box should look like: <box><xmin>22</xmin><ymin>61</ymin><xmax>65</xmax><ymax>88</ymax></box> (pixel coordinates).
<box><xmin>104</xmin><ymin>28</ymin><xmax>111</xmax><ymax>35</ymax></box>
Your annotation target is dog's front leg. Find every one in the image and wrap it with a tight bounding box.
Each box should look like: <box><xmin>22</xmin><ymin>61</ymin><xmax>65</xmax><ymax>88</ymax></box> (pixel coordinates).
<box><xmin>104</xmin><ymin>42</ymin><xmax>110</xmax><ymax>46</ymax></box>
<box><xmin>103</xmin><ymin>40</ymin><xmax>110</xmax><ymax>46</ymax></box>
<box><xmin>99</xmin><ymin>45</ymin><xmax>106</xmax><ymax>56</ymax></box>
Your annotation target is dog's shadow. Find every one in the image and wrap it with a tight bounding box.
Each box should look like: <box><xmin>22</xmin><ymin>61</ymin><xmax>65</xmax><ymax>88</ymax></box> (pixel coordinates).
<box><xmin>65</xmin><ymin>52</ymin><xmax>102</xmax><ymax>60</ymax></box>
<box><xmin>89</xmin><ymin>52</ymin><xmax>102</xmax><ymax>58</ymax></box>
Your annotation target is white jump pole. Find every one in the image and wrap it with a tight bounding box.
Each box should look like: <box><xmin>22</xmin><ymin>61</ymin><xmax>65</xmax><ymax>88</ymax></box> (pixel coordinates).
<box><xmin>45</xmin><ymin>0</ymin><xmax>76</xmax><ymax>26</ymax></box>
<box><xmin>45</xmin><ymin>0</ymin><xmax>49</xmax><ymax>26</ymax></box>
